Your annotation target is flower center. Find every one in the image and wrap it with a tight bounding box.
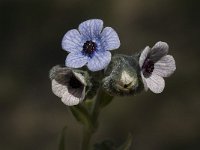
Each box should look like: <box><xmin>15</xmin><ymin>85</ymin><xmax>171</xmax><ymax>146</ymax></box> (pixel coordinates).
<box><xmin>82</xmin><ymin>41</ymin><xmax>97</xmax><ymax>57</ymax></box>
<box><xmin>142</xmin><ymin>58</ymin><xmax>154</xmax><ymax>77</ymax></box>
<box><xmin>69</xmin><ymin>76</ymin><xmax>82</xmax><ymax>89</ymax></box>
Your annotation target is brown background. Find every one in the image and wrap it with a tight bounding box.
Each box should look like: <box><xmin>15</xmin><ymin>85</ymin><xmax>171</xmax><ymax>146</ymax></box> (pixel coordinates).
<box><xmin>0</xmin><ymin>0</ymin><xmax>200</xmax><ymax>149</ymax></box>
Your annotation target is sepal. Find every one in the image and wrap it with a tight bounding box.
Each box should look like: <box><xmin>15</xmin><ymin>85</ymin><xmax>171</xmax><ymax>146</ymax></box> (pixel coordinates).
<box><xmin>102</xmin><ymin>54</ymin><xmax>143</xmax><ymax>96</ymax></box>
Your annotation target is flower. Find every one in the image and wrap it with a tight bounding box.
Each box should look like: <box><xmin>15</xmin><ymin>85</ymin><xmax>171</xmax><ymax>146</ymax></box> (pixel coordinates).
<box><xmin>139</xmin><ymin>41</ymin><xmax>176</xmax><ymax>93</ymax></box>
<box><xmin>49</xmin><ymin>65</ymin><xmax>89</xmax><ymax>106</ymax></box>
<box><xmin>62</xmin><ymin>19</ymin><xmax>120</xmax><ymax>72</ymax></box>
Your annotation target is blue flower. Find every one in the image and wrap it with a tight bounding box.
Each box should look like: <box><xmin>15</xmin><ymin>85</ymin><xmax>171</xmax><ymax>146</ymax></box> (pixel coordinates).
<box><xmin>62</xmin><ymin>19</ymin><xmax>120</xmax><ymax>71</ymax></box>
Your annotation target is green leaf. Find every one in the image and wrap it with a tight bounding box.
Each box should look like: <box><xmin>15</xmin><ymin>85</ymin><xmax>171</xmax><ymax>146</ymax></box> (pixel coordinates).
<box><xmin>58</xmin><ymin>126</ymin><xmax>67</xmax><ymax>150</ymax></box>
<box><xmin>70</xmin><ymin>105</ymin><xmax>94</xmax><ymax>130</ymax></box>
<box><xmin>117</xmin><ymin>134</ymin><xmax>133</xmax><ymax>150</ymax></box>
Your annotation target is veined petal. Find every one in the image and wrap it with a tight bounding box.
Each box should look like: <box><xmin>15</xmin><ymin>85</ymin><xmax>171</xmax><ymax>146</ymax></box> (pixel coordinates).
<box><xmin>139</xmin><ymin>46</ymin><xmax>150</xmax><ymax>68</ymax></box>
<box><xmin>52</xmin><ymin>79</ymin><xmax>68</xmax><ymax>98</ymax></box>
<box><xmin>87</xmin><ymin>51</ymin><xmax>111</xmax><ymax>71</ymax></box>
<box><xmin>65</xmin><ymin>52</ymin><xmax>88</xmax><ymax>68</ymax></box>
<box><xmin>150</xmin><ymin>41</ymin><xmax>169</xmax><ymax>62</ymax></box>
<box><xmin>72</xmin><ymin>71</ymin><xmax>87</xmax><ymax>85</ymax></box>
<box><xmin>100</xmin><ymin>27</ymin><xmax>120</xmax><ymax>50</ymax></box>
<box><xmin>61</xmin><ymin>87</ymin><xmax>85</xmax><ymax>106</ymax></box>
<box><xmin>153</xmin><ymin>55</ymin><xmax>176</xmax><ymax>77</ymax></box>
<box><xmin>62</xmin><ymin>29</ymin><xmax>83</xmax><ymax>53</ymax></box>
<box><xmin>78</xmin><ymin>19</ymin><xmax>103</xmax><ymax>40</ymax></box>
<box><xmin>145</xmin><ymin>74</ymin><xmax>165</xmax><ymax>93</ymax></box>
<box><xmin>120</xmin><ymin>70</ymin><xmax>134</xmax><ymax>86</ymax></box>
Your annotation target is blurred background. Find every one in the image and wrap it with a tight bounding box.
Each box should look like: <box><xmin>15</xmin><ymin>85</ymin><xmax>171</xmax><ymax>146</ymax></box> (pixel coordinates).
<box><xmin>0</xmin><ymin>0</ymin><xmax>200</xmax><ymax>149</ymax></box>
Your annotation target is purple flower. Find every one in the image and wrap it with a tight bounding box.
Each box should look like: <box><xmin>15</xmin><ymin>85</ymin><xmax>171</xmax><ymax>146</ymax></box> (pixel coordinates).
<box><xmin>50</xmin><ymin>66</ymin><xmax>88</xmax><ymax>106</ymax></box>
<box><xmin>139</xmin><ymin>41</ymin><xmax>176</xmax><ymax>93</ymax></box>
<box><xmin>62</xmin><ymin>19</ymin><xmax>120</xmax><ymax>71</ymax></box>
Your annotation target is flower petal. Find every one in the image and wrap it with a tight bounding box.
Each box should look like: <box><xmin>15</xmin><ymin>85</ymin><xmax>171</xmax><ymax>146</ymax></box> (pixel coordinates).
<box><xmin>145</xmin><ymin>74</ymin><xmax>165</xmax><ymax>93</ymax></box>
<box><xmin>150</xmin><ymin>41</ymin><xmax>169</xmax><ymax>62</ymax></box>
<box><xmin>65</xmin><ymin>52</ymin><xmax>88</xmax><ymax>68</ymax></box>
<box><xmin>62</xmin><ymin>29</ymin><xmax>83</xmax><ymax>53</ymax></box>
<box><xmin>87</xmin><ymin>51</ymin><xmax>111</xmax><ymax>71</ymax></box>
<box><xmin>78</xmin><ymin>19</ymin><xmax>103</xmax><ymax>40</ymax></box>
<box><xmin>139</xmin><ymin>46</ymin><xmax>150</xmax><ymax>68</ymax></box>
<box><xmin>49</xmin><ymin>65</ymin><xmax>71</xmax><ymax>82</ymax></box>
<box><xmin>72</xmin><ymin>71</ymin><xmax>87</xmax><ymax>85</ymax></box>
<box><xmin>52</xmin><ymin>79</ymin><xmax>68</xmax><ymax>98</ymax></box>
<box><xmin>141</xmin><ymin>73</ymin><xmax>148</xmax><ymax>91</ymax></box>
<box><xmin>61</xmin><ymin>87</ymin><xmax>85</xmax><ymax>106</ymax></box>
<box><xmin>153</xmin><ymin>55</ymin><xmax>176</xmax><ymax>77</ymax></box>
<box><xmin>100</xmin><ymin>27</ymin><xmax>120</xmax><ymax>50</ymax></box>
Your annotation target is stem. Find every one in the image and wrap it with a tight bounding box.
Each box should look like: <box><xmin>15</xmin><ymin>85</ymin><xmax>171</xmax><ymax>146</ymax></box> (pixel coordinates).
<box><xmin>81</xmin><ymin>88</ymin><xmax>114</xmax><ymax>150</ymax></box>
<box><xmin>81</xmin><ymin>88</ymin><xmax>102</xmax><ymax>150</ymax></box>
<box><xmin>81</xmin><ymin>127</ymin><xmax>92</xmax><ymax>150</ymax></box>
<box><xmin>91</xmin><ymin>88</ymin><xmax>103</xmax><ymax>122</ymax></box>
<box><xmin>92</xmin><ymin>88</ymin><xmax>114</xmax><ymax>121</ymax></box>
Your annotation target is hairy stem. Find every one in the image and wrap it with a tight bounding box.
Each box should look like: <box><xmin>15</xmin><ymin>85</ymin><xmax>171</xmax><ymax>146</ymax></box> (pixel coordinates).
<box><xmin>81</xmin><ymin>88</ymin><xmax>113</xmax><ymax>150</ymax></box>
<box><xmin>91</xmin><ymin>88</ymin><xmax>103</xmax><ymax>123</ymax></box>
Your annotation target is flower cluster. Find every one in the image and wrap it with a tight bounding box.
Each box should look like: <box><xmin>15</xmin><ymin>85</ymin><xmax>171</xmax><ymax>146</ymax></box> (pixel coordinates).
<box><xmin>49</xmin><ymin>19</ymin><xmax>176</xmax><ymax>106</ymax></box>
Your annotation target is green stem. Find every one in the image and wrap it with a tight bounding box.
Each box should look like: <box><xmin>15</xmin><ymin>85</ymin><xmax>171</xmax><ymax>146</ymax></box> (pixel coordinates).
<box><xmin>81</xmin><ymin>127</ymin><xmax>92</xmax><ymax>150</ymax></box>
<box><xmin>91</xmin><ymin>88</ymin><xmax>103</xmax><ymax>122</ymax></box>
<box><xmin>81</xmin><ymin>88</ymin><xmax>102</xmax><ymax>150</ymax></box>
<box><xmin>92</xmin><ymin>88</ymin><xmax>114</xmax><ymax>121</ymax></box>
<box><xmin>81</xmin><ymin>88</ymin><xmax>114</xmax><ymax>150</ymax></box>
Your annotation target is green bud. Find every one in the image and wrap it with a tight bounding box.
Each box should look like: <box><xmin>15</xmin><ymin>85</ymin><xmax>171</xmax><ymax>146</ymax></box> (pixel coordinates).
<box><xmin>102</xmin><ymin>54</ymin><xmax>143</xmax><ymax>96</ymax></box>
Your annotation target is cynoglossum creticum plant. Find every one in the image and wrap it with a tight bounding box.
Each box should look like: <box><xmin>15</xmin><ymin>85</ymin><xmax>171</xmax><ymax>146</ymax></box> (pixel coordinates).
<box><xmin>49</xmin><ymin>19</ymin><xmax>176</xmax><ymax>150</ymax></box>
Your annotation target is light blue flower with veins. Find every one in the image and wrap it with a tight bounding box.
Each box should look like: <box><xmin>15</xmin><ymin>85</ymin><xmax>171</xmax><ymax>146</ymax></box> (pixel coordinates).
<box><xmin>62</xmin><ymin>19</ymin><xmax>120</xmax><ymax>72</ymax></box>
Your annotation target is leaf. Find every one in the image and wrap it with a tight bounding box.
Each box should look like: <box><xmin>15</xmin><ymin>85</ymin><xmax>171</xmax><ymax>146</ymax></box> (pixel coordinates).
<box><xmin>58</xmin><ymin>126</ymin><xmax>67</xmax><ymax>150</ymax></box>
<box><xmin>117</xmin><ymin>134</ymin><xmax>133</xmax><ymax>150</ymax></box>
<box><xmin>70</xmin><ymin>105</ymin><xmax>94</xmax><ymax>130</ymax></box>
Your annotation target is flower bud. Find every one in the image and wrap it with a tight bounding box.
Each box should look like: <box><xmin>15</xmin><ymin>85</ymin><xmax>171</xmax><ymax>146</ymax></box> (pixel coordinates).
<box><xmin>102</xmin><ymin>54</ymin><xmax>143</xmax><ymax>96</ymax></box>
